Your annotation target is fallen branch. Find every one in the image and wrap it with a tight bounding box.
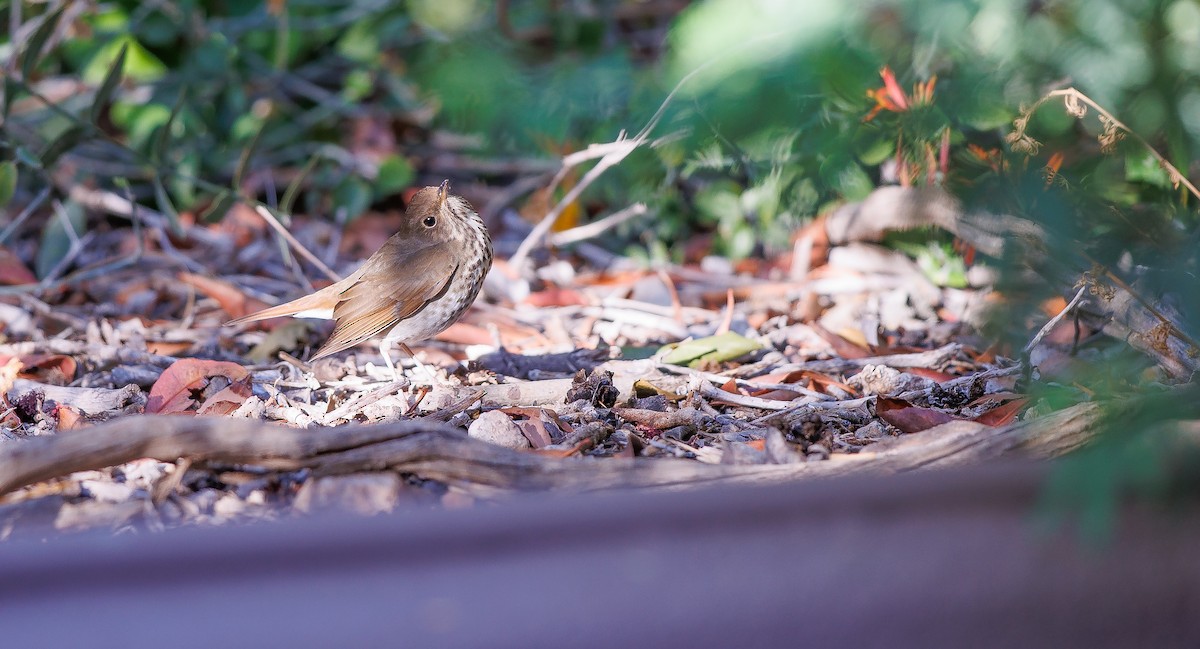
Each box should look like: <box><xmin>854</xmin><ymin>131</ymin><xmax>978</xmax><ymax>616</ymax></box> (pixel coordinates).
<box><xmin>0</xmin><ymin>402</ymin><xmax>1103</xmax><ymax>500</ymax></box>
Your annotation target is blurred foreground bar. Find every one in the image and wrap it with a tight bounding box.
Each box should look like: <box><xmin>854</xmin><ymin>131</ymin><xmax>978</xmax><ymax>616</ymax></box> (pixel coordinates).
<box><xmin>2</xmin><ymin>462</ymin><xmax>1198</xmax><ymax>647</ymax></box>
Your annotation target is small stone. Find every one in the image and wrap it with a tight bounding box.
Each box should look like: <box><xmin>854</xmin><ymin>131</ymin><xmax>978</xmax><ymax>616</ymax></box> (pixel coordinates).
<box><xmin>293</xmin><ymin>473</ymin><xmax>403</xmax><ymax>515</ymax></box>
<box><xmin>468</xmin><ymin>409</ymin><xmax>532</xmax><ymax>450</ymax></box>
<box><xmin>80</xmin><ymin>480</ymin><xmax>136</xmax><ymax>503</ymax></box>
<box><xmin>213</xmin><ymin>493</ymin><xmax>247</xmax><ymax>519</ymax></box>
<box><xmin>854</xmin><ymin>421</ymin><xmax>889</xmax><ymax>441</ymax></box>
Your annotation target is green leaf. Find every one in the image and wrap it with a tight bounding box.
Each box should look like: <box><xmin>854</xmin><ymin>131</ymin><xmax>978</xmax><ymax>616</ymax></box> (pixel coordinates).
<box><xmin>89</xmin><ymin>43</ymin><xmax>128</xmax><ymax>124</ymax></box>
<box><xmin>199</xmin><ymin>191</ymin><xmax>237</xmax><ymax>223</ymax></box>
<box><xmin>3</xmin><ymin>76</ymin><xmax>17</xmax><ymax>121</ymax></box>
<box><xmin>233</xmin><ymin>122</ymin><xmax>266</xmax><ymax>190</ymax></box>
<box><xmin>21</xmin><ymin>6</ymin><xmax>66</xmax><ymax>80</ymax></box>
<box><xmin>0</xmin><ymin>162</ymin><xmax>18</xmax><ymax>208</ymax></box>
<box><xmin>660</xmin><ymin>331</ymin><xmax>762</xmax><ymax>367</ymax></box>
<box><xmin>853</xmin><ymin>129</ymin><xmax>895</xmax><ymax>166</ymax></box>
<box><xmin>332</xmin><ymin>176</ymin><xmax>372</xmax><ymax>221</ymax></box>
<box><xmin>1125</xmin><ymin>150</ymin><xmax>1171</xmax><ymax>188</ymax></box>
<box><xmin>82</xmin><ymin>36</ymin><xmax>166</xmax><ymax>85</ymax></box>
<box><xmin>153</xmin><ymin>176</ymin><xmax>184</xmax><ymax>236</ymax></box>
<box><xmin>281</xmin><ymin>154</ymin><xmax>321</xmax><ymax>215</ymax></box>
<box><xmin>40</xmin><ymin>124</ymin><xmax>87</xmax><ymax>168</ymax></box>
<box><xmin>35</xmin><ymin>201</ymin><xmax>87</xmax><ymax>279</ymax></box>
<box><xmin>152</xmin><ymin>90</ymin><xmax>187</xmax><ymax>162</ymax></box>
<box><xmin>374</xmin><ymin>155</ymin><xmax>415</xmax><ymax>198</ymax></box>
<box><xmin>336</xmin><ymin>18</ymin><xmax>382</xmax><ymax>63</ymax></box>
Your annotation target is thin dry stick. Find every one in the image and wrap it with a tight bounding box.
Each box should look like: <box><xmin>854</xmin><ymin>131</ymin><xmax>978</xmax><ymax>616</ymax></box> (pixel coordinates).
<box><xmin>1033</xmin><ymin>89</ymin><xmax>1200</xmax><ymax>201</ymax></box>
<box><xmin>1023</xmin><ymin>286</ymin><xmax>1087</xmax><ymax>355</ymax></box>
<box><xmin>253</xmin><ymin>205</ymin><xmax>340</xmax><ymax>283</ymax></box>
<box><xmin>0</xmin><ymin>186</ymin><xmax>50</xmax><ymax>244</ymax></box>
<box><xmin>655</xmin><ymin>269</ymin><xmax>685</xmax><ymax>326</ymax></box>
<box><xmin>509</xmin><ymin>43</ymin><xmax>736</xmax><ymax>269</ymax></box>
<box><xmin>546</xmin><ymin>203</ymin><xmax>649</xmax><ymax>246</ymax></box>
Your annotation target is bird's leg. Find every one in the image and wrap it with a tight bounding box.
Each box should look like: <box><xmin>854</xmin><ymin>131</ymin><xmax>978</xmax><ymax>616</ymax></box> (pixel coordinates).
<box><xmin>399</xmin><ymin>342</ymin><xmax>439</xmax><ymax>384</ymax></box>
<box><xmin>379</xmin><ymin>337</ymin><xmax>403</xmax><ymax>383</ymax></box>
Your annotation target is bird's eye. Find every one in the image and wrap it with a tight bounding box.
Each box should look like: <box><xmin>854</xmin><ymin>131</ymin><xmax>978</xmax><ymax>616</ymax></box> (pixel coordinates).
<box><xmin>423</xmin><ymin>216</ymin><xmax>437</xmax><ymax>228</ymax></box>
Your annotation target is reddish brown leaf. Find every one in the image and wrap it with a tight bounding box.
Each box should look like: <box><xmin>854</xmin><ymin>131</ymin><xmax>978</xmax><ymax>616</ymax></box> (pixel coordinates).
<box><xmin>974</xmin><ymin>398</ymin><xmax>1029</xmax><ymax>427</ymax></box>
<box><xmin>906</xmin><ymin>367</ymin><xmax>957</xmax><ymax>383</ymax></box>
<box><xmin>812</xmin><ymin>323</ymin><xmax>871</xmax><ymax>359</ymax></box>
<box><xmin>16</xmin><ymin>354</ymin><xmax>76</xmax><ymax>385</ymax></box>
<box><xmin>196</xmin><ymin>376</ymin><xmax>253</xmax><ymax>416</ymax></box>
<box><xmin>0</xmin><ymin>247</ymin><xmax>36</xmax><ymax>285</ymax></box>
<box><xmin>755</xmin><ymin>370</ymin><xmax>807</xmax><ymax>384</ymax></box>
<box><xmin>55</xmin><ymin>404</ymin><xmax>84</xmax><ymax>430</ymax></box>
<box><xmin>178</xmin><ymin>271</ymin><xmax>272</xmax><ymax>322</ymax></box>
<box><xmin>877</xmin><ymin>397</ymin><xmax>958</xmax><ymax>433</ymax></box>
<box><xmin>499</xmin><ymin>407</ymin><xmax>572</xmax><ymax>449</ymax></box>
<box><xmin>967</xmin><ymin>392</ymin><xmax>1025</xmax><ymax>407</ymax></box>
<box><xmin>214</xmin><ymin>203</ymin><xmax>269</xmax><ymax>248</ymax></box>
<box><xmin>753</xmin><ymin>369</ymin><xmax>856</xmax><ymax>396</ymax></box>
<box><xmin>146</xmin><ymin>341</ymin><xmax>195</xmax><ymax>357</ymax></box>
<box><xmin>147</xmin><ymin>359</ymin><xmax>250</xmax><ymax>415</ymax></box>
<box><xmin>524</xmin><ymin>288</ymin><xmax>588</xmax><ymax>308</ymax></box>
<box><xmin>435</xmin><ymin>322</ymin><xmax>493</xmax><ymax>346</ymax></box>
<box><xmin>748</xmin><ymin>389</ymin><xmax>804</xmax><ymax>402</ymax></box>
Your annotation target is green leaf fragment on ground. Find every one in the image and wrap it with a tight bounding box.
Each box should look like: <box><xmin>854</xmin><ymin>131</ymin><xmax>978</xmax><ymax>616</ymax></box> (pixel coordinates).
<box><xmin>660</xmin><ymin>331</ymin><xmax>762</xmax><ymax>367</ymax></box>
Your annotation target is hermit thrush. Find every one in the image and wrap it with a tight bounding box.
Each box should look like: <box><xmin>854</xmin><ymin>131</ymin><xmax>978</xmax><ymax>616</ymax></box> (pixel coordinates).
<box><xmin>228</xmin><ymin>181</ymin><xmax>493</xmax><ymax>380</ymax></box>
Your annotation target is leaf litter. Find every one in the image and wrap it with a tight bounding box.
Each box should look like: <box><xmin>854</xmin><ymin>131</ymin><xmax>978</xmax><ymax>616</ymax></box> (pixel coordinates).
<box><xmin>0</xmin><ymin>180</ymin><xmax>1099</xmax><ymax>539</ymax></box>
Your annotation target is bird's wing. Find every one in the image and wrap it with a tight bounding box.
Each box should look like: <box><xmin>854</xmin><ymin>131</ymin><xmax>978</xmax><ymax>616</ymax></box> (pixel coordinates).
<box><xmin>309</xmin><ymin>239</ymin><xmax>459</xmax><ymax>360</ymax></box>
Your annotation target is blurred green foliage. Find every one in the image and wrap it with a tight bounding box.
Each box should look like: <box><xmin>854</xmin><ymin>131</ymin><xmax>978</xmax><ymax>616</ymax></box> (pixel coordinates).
<box><xmin>5</xmin><ymin>0</ymin><xmax>1199</xmax><ymax>260</ymax></box>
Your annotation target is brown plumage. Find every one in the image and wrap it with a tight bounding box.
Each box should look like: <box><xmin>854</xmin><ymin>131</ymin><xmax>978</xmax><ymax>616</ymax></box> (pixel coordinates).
<box><xmin>228</xmin><ymin>181</ymin><xmax>493</xmax><ymax>378</ymax></box>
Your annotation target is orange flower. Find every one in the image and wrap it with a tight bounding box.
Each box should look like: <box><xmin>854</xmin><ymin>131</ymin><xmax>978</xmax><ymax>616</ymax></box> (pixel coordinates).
<box><xmin>864</xmin><ymin>66</ymin><xmax>937</xmax><ymax>121</ymax></box>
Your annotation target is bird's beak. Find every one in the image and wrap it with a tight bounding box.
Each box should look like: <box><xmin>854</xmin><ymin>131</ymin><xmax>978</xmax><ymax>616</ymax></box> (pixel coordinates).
<box><xmin>437</xmin><ymin>180</ymin><xmax>450</xmax><ymax>210</ymax></box>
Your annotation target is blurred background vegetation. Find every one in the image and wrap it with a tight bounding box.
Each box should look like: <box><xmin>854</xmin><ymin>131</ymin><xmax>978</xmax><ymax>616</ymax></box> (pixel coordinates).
<box><xmin>4</xmin><ymin>0</ymin><xmax>1200</xmax><ymax>508</ymax></box>
<box><xmin>4</xmin><ymin>0</ymin><xmax>1198</xmax><ymax>260</ymax></box>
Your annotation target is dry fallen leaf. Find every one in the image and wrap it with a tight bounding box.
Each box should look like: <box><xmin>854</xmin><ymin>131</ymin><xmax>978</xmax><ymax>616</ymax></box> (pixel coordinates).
<box><xmin>14</xmin><ymin>354</ymin><xmax>77</xmax><ymax>385</ymax></box>
<box><xmin>147</xmin><ymin>359</ymin><xmax>250</xmax><ymax>415</ymax></box>
<box><xmin>196</xmin><ymin>376</ymin><xmax>253</xmax><ymax>416</ymax></box>
<box><xmin>876</xmin><ymin>396</ymin><xmax>958</xmax><ymax>433</ymax></box>
<box><xmin>55</xmin><ymin>404</ymin><xmax>85</xmax><ymax>430</ymax></box>
<box><xmin>974</xmin><ymin>398</ymin><xmax>1029</xmax><ymax>427</ymax></box>
<box><xmin>500</xmin><ymin>407</ymin><xmax>573</xmax><ymax>448</ymax></box>
<box><xmin>178</xmin><ymin>271</ymin><xmax>272</xmax><ymax>322</ymax></box>
<box><xmin>0</xmin><ymin>246</ymin><xmax>36</xmax><ymax>285</ymax></box>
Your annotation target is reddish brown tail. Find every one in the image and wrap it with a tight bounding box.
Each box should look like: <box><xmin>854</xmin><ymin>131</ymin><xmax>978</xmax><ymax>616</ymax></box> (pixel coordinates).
<box><xmin>225</xmin><ymin>283</ymin><xmax>343</xmax><ymax>326</ymax></box>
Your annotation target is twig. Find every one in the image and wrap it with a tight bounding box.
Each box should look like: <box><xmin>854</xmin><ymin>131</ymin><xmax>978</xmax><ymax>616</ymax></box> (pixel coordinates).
<box><xmin>65</xmin><ymin>185</ymin><xmax>225</xmax><ymax>248</ymax></box>
<box><xmin>509</xmin><ymin>41</ymin><xmax>730</xmax><ymax>269</ymax></box>
<box><xmin>696</xmin><ymin>382</ymin><xmax>808</xmax><ymax>411</ymax></box>
<box><xmin>768</xmin><ymin>343</ymin><xmax>964</xmax><ymax>377</ymax></box>
<box><xmin>655</xmin><ymin>269</ymin><xmax>685</xmax><ymax>326</ymax></box>
<box><xmin>546</xmin><ymin>203</ymin><xmax>649</xmax><ymax>246</ymax></box>
<box><xmin>253</xmin><ymin>205</ymin><xmax>341</xmax><ymax>283</ymax></box>
<box><xmin>323</xmin><ymin>380</ymin><xmax>410</xmax><ymax>425</ymax></box>
<box><xmin>747</xmin><ymin>396</ymin><xmax>875</xmax><ymax>426</ymax></box>
<box><xmin>0</xmin><ymin>186</ymin><xmax>50</xmax><ymax>244</ymax></box>
<box><xmin>1023</xmin><ymin>286</ymin><xmax>1087</xmax><ymax>355</ymax></box>
<box><xmin>666</xmin><ymin>364</ymin><xmax>834</xmax><ymax>401</ymax></box>
<box><xmin>715</xmin><ymin>289</ymin><xmax>734</xmax><ymax>335</ymax></box>
<box><xmin>1035</xmin><ymin>89</ymin><xmax>1200</xmax><ymax>201</ymax></box>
